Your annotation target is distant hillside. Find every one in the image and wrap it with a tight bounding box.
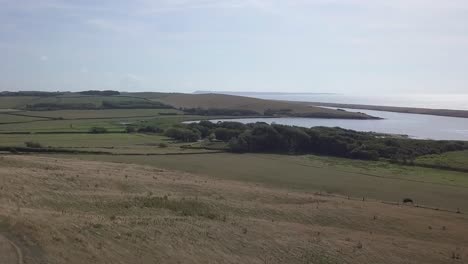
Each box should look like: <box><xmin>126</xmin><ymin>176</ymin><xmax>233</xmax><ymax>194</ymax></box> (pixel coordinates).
<box><xmin>156</xmin><ymin>93</ymin><xmax>376</xmax><ymax>119</ymax></box>
<box><xmin>0</xmin><ymin>91</ymin><xmax>375</xmax><ymax>119</ymax></box>
<box><xmin>193</xmin><ymin>91</ymin><xmax>336</xmax><ymax>96</ymax></box>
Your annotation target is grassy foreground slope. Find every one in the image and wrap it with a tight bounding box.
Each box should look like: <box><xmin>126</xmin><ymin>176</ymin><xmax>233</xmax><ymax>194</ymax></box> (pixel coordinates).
<box><xmin>1</xmin><ymin>155</ymin><xmax>467</xmax><ymax>264</ymax></box>
<box><xmin>60</xmin><ymin>153</ymin><xmax>468</xmax><ymax>211</ymax></box>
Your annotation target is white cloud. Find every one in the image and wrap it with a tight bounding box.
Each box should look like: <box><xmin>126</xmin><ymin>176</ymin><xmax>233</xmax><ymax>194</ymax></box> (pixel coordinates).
<box><xmin>40</xmin><ymin>55</ymin><xmax>48</xmax><ymax>61</ymax></box>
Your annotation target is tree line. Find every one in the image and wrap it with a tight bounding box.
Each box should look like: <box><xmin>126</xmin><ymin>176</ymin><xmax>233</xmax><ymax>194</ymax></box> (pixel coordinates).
<box><xmin>161</xmin><ymin>121</ymin><xmax>468</xmax><ymax>161</ymax></box>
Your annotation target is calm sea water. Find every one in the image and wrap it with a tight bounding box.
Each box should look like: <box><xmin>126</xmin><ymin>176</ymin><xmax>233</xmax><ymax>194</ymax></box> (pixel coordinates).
<box><xmin>205</xmin><ymin>108</ymin><xmax>468</xmax><ymax>141</ymax></box>
<box><xmin>217</xmin><ymin>92</ymin><xmax>468</xmax><ymax>110</ymax></box>
<box><xmin>191</xmin><ymin>92</ymin><xmax>468</xmax><ymax>140</ymax></box>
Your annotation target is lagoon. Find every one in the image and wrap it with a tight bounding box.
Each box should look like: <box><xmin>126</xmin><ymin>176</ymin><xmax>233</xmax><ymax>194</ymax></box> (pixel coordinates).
<box><xmin>204</xmin><ymin>108</ymin><xmax>468</xmax><ymax>141</ymax></box>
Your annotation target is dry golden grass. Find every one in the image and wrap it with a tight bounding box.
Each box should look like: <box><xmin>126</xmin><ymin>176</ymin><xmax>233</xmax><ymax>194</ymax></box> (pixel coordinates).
<box><xmin>158</xmin><ymin>93</ymin><xmax>372</xmax><ymax>118</ymax></box>
<box><xmin>0</xmin><ymin>155</ymin><xmax>467</xmax><ymax>264</ymax></box>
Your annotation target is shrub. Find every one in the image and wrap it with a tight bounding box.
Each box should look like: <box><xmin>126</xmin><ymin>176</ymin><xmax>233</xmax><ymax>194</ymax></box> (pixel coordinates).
<box><xmin>79</xmin><ymin>90</ymin><xmax>120</xmax><ymax>96</ymax></box>
<box><xmin>158</xmin><ymin>143</ymin><xmax>168</xmax><ymax>148</ymax></box>
<box><xmin>214</xmin><ymin>128</ymin><xmax>243</xmax><ymax>141</ymax></box>
<box><xmin>89</xmin><ymin>127</ymin><xmax>108</xmax><ymax>134</ymax></box>
<box><xmin>137</xmin><ymin>126</ymin><xmax>163</xmax><ymax>133</ymax></box>
<box><xmin>25</xmin><ymin>141</ymin><xmax>43</xmax><ymax>148</ymax></box>
<box><xmin>102</xmin><ymin>100</ymin><xmax>172</xmax><ymax>109</ymax></box>
<box><xmin>164</xmin><ymin>128</ymin><xmax>200</xmax><ymax>142</ymax></box>
<box><xmin>125</xmin><ymin>126</ymin><xmax>136</xmax><ymax>133</ymax></box>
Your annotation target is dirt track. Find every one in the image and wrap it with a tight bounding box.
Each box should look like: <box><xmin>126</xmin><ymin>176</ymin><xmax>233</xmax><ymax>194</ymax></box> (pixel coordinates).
<box><xmin>0</xmin><ymin>234</ymin><xmax>22</xmax><ymax>264</ymax></box>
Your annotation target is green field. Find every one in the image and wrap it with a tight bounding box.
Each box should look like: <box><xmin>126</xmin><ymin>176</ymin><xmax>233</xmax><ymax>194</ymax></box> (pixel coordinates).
<box><xmin>55</xmin><ymin>153</ymin><xmax>468</xmax><ymax>211</ymax></box>
<box><xmin>0</xmin><ymin>117</ymin><xmax>128</xmax><ymax>132</ymax></box>
<box><xmin>12</xmin><ymin>108</ymin><xmax>181</xmax><ymax>119</ymax></box>
<box><xmin>0</xmin><ymin>133</ymin><xmax>216</xmax><ymax>154</ymax></box>
<box><xmin>0</xmin><ymin>113</ymin><xmax>47</xmax><ymax>123</ymax></box>
<box><xmin>0</xmin><ymin>96</ymin><xmax>39</xmax><ymax>108</ymax></box>
<box><xmin>415</xmin><ymin>150</ymin><xmax>468</xmax><ymax>171</ymax></box>
<box><xmin>2</xmin><ymin>92</ymin><xmax>468</xmax><ymax>213</ymax></box>
<box><xmin>0</xmin><ymin>114</ymin><xmax>214</xmax><ymax>133</ymax></box>
<box><xmin>22</xmin><ymin>95</ymin><xmax>149</xmax><ymax>107</ymax></box>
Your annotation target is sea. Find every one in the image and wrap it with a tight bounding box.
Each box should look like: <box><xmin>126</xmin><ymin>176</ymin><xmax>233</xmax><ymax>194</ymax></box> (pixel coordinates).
<box><xmin>194</xmin><ymin>92</ymin><xmax>468</xmax><ymax>141</ymax></box>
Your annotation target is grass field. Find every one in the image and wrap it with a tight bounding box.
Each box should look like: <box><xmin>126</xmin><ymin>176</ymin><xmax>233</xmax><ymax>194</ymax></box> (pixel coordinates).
<box><xmin>0</xmin><ymin>113</ymin><xmax>47</xmax><ymax>123</ymax></box>
<box><xmin>0</xmin><ymin>118</ymin><xmax>128</xmax><ymax>132</ymax></box>
<box><xmin>0</xmin><ymin>114</ymin><xmax>218</xmax><ymax>133</ymax></box>
<box><xmin>1</xmin><ymin>155</ymin><xmax>467</xmax><ymax>264</ymax></box>
<box><xmin>0</xmin><ymin>96</ymin><xmax>39</xmax><ymax>108</ymax></box>
<box><xmin>23</xmin><ymin>95</ymin><xmax>152</xmax><ymax>107</ymax></box>
<box><xmin>55</xmin><ymin>153</ymin><xmax>468</xmax><ymax>211</ymax></box>
<box><xmin>12</xmin><ymin>109</ymin><xmax>181</xmax><ymax>119</ymax></box>
<box><xmin>0</xmin><ymin>133</ymin><xmax>217</xmax><ymax>154</ymax></box>
<box><xmin>415</xmin><ymin>150</ymin><xmax>468</xmax><ymax>171</ymax></box>
<box><xmin>1</xmin><ymin>93</ymin><xmax>467</xmax><ymax>210</ymax></box>
<box><xmin>1</xmin><ymin>92</ymin><xmax>468</xmax><ymax>263</ymax></box>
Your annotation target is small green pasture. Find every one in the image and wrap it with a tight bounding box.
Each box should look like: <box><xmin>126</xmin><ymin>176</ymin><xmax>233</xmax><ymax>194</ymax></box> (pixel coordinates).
<box><xmin>0</xmin><ymin>96</ymin><xmax>40</xmax><ymax>108</ymax></box>
<box><xmin>14</xmin><ymin>108</ymin><xmax>181</xmax><ymax>119</ymax></box>
<box><xmin>415</xmin><ymin>150</ymin><xmax>468</xmax><ymax>171</ymax></box>
<box><xmin>0</xmin><ymin>113</ymin><xmax>46</xmax><ymax>123</ymax></box>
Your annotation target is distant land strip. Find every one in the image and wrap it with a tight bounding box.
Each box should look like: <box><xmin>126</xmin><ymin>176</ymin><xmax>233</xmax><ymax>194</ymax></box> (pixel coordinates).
<box><xmin>308</xmin><ymin>102</ymin><xmax>468</xmax><ymax>119</ymax></box>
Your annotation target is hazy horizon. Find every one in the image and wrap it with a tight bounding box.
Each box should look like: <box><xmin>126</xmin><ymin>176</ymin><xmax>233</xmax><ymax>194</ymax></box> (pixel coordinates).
<box><xmin>1</xmin><ymin>1</ymin><xmax>468</xmax><ymax>94</ymax></box>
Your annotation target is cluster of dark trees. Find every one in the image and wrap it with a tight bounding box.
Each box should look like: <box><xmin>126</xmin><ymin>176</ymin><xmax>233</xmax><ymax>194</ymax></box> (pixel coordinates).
<box><xmin>78</xmin><ymin>90</ymin><xmax>120</xmax><ymax>96</ymax></box>
<box><xmin>164</xmin><ymin>127</ymin><xmax>201</xmax><ymax>142</ymax></box>
<box><xmin>89</xmin><ymin>127</ymin><xmax>108</xmax><ymax>133</ymax></box>
<box><xmin>126</xmin><ymin>125</ymin><xmax>164</xmax><ymax>133</ymax></box>
<box><xmin>101</xmin><ymin>100</ymin><xmax>172</xmax><ymax>109</ymax></box>
<box><xmin>182</xmin><ymin>108</ymin><xmax>260</xmax><ymax>116</ymax></box>
<box><xmin>164</xmin><ymin>121</ymin><xmax>468</xmax><ymax>161</ymax></box>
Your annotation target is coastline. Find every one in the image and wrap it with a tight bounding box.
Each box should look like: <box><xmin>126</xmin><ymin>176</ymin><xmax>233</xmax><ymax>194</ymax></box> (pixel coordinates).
<box><xmin>306</xmin><ymin>102</ymin><xmax>468</xmax><ymax>119</ymax></box>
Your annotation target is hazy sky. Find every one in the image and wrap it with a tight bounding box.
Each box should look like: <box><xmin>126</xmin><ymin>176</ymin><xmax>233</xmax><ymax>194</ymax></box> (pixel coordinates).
<box><xmin>1</xmin><ymin>0</ymin><xmax>468</xmax><ymax>94</ymax></box>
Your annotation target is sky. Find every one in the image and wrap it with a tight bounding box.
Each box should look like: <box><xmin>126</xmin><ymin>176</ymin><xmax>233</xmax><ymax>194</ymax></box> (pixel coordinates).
<box><xmin>1</xmin><ymin>0</ymin><xmax>468</xmax><ymax>94</ymax></box>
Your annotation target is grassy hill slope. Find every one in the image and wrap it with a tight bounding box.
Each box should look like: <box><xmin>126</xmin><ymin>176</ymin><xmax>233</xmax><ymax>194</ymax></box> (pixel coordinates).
<box><xmin>1</xmin><ymin>155</ymin><xmax>467</xmax><ymax>264</ymax></box>
<box><xmin>157</xmin><ymin>93</ymin><xmax>375</xmax><ymax>119</ymax></box>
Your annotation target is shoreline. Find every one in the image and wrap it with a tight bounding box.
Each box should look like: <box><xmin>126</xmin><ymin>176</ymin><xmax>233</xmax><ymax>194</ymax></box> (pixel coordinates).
<box><xmin>305</xmin><ymin>102</ymin><xmax>468</xmax><ymax>119</ymax></box>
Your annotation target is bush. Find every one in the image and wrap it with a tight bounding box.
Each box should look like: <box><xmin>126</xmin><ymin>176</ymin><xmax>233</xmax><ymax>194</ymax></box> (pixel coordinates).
<box><xmin>349</xmin><ymin>148</ymin><xmax>380</xmax><ymax>160</ymax></box>
<box><xmin>214</xmin><ymin>128</ymin><xmax>243</xmax><ymax>141</ymax></box>
<box><xmin>137</xmin><ymin>126</ymin><xmax>163</xmax><ymax>133</ymax></box>
<box><xmin>89</xmin><ymin>127</ymin><xmax>108</xmax><ymax>134</ymax></box>
<box><xmin>164</xmin><ymin>128</ymin><xmax>200</xmax><ymax>142</ymax></box>
<box><xmin>125</xmin><ymin>126</ymin><xmax>136</xmax><ymax>133</ymax></box>
<box><xmin>102</xmin><ymin>100</ymin><xmax>172</xmax><ymax>109</ymax></box>
<box><xmin>24</xmin><ymin>141</ymin><xmax>43</xmax><ymax>148</ymax></box>
<box><xmin>158</xmin><ymin>143</ymin><xmax>168</xmax><ymax>148</ymax></box>
<box><xmin>79</xmin><ymin>90</ymin><xmax>120</xmax><ymax>96</ymax></box>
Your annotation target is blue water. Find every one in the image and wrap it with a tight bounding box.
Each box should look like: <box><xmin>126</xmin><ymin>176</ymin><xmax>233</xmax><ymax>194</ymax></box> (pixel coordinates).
<box><xmin>203</xmin><ymin>108</ymin><xmax>468</xmax><ymax>141</ymax></box>
<box><xmin>189</xmin><ymin>92</ymin><xmax>468</xmax><ymax>140</ymax></box>
<box><xmin>206</xmin><ymin>92</ymin><xmax>468</xmax><ymax>111</ymax></box>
